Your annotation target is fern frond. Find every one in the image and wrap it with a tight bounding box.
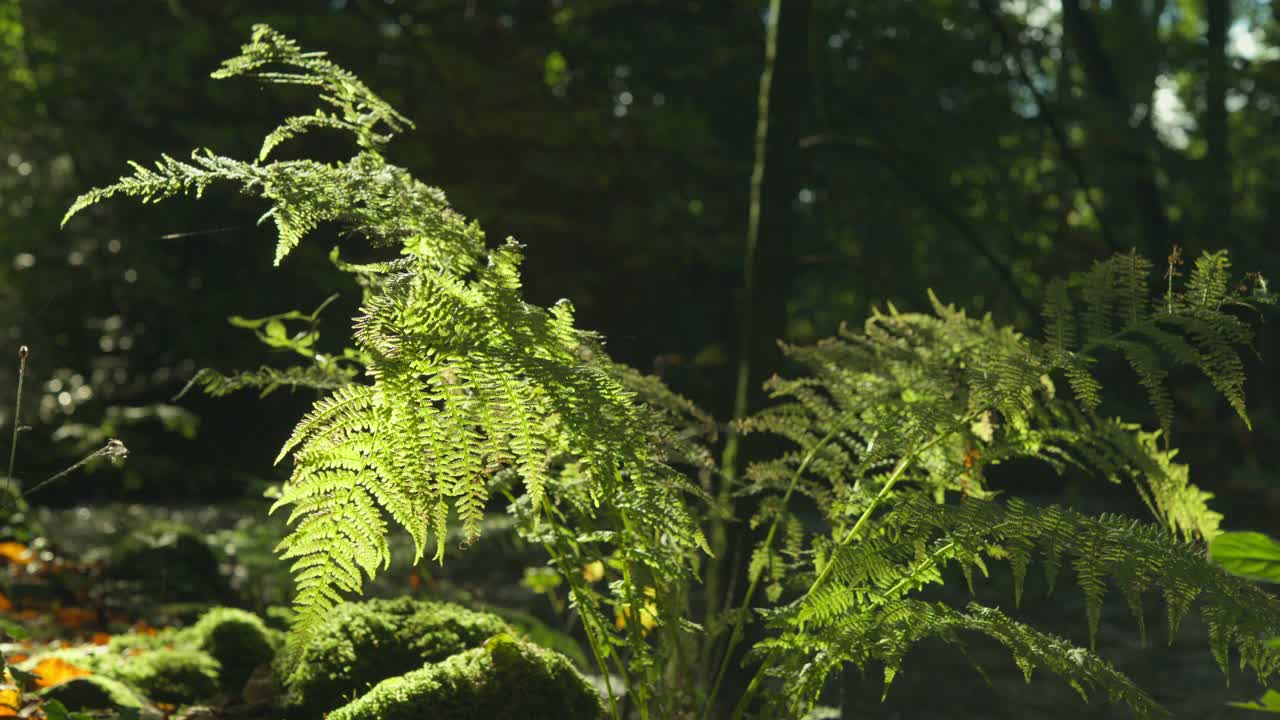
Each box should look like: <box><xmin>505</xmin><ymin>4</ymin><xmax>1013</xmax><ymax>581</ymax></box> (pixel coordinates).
<box><xmin>211</xmin><ymin>23</ymin><xmax>411</xmax><ymax>158</ymax></box>
<box><xmin>757</xmin><ymin>600</ymin><xmax>1165</xmax><ymax>718</ymax></box>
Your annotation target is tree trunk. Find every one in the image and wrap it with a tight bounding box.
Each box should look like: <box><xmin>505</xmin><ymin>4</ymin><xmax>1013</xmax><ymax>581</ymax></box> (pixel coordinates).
<box><xmin>1204</xmin><ymin>0</ymin><xmax>1231</xmax><ymax>247</ymax></box>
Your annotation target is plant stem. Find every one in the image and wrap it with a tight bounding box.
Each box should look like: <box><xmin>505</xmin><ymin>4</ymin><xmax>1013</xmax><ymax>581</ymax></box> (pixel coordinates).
<box><xmin>708</xmin><ymin>0</ymin><xmax>784</xmax><ymax>667</ymax></box>
<box><xmin>4</xmin><ymin>346</ymin><xmax>29</xmax><ymax>510</ymax></box>
<box><xmin>702</xmin><ymin>422</ymin><xmax>843</xmax><ymax>720</ymax></box>
<box><xmin>22</xmin><ymin>439</ymin><xmax>128</xmax><ymax>499</ymax></box>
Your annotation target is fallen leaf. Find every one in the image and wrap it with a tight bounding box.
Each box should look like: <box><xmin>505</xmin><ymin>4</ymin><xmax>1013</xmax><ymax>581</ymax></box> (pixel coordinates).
<box><xmin>0</xmin><ymin>596</ymin><xmax>10</xmax><ymax>613</ymax></box>
<box><xmin>90</xmin><ymin>633</ymin><xmax>111</xmax><ymax>646</ymax></box>
<box><xmin>131</xmin><ymin>621</ymin><xmax>159</xmax><ymax>637</ymax></box>
<box><xmin>3</xmin><ymin>654</ymin><xmax>26</xmax><ymax>665</ymax></box>
<box><xmin>0</xmin><ymin>544</ymin><xmax>31</xmax><ymax>565</ymax></box>
<box><xmin>32</xmin><ymin>657</ymin><xmax>90</xmax><ymax>688</ymax></box>
<box><xmin>0</xmin><ymin>686</ymin><xmax>17</xmax><ymax>716</ymax></box>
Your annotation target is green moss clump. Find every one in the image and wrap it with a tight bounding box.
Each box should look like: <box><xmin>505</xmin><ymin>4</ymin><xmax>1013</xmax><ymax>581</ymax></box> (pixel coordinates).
<box><xmin>280</xmin><ymin>597</ymin><xmax>510</xmax><ymax>717</ymax></box>
<box><xmin>112</xmin><ymin>648</ymin><xmax>222</xmax><ymax>704</ymax></box>
<box><xmin>39</xmin><ymin>675</ymin><xmax>156</xmax><ymax>717</ymax></box>
<box><xmin>328</xmin><ymin>634</ymin><xmax>604</xmax><ymax>720</ymax></box>
<box><xmin>190</xmin><ymin>607</ymin><xmax>278</xmax><ymax>693</ymax></box>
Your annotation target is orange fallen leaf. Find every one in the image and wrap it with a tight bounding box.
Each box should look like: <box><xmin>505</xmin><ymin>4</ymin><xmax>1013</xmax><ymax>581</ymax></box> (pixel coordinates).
<box><xmin>90</xmin><ymin>633</ymin><xmax>111</xmax><ymax>646</ymax></box>
<box><xmin>0</xmin><ymin>543</ymin><xmax>31</xmax><ymax>565</ymax></box>
<box><xmin>0</xmin><ymin>595</ymin><xmax>11</xmax><ymax>613</ymax></box>
<box><xmin>155</xmin><ymin>701</ymin><xmax>176</xmax><ymax>712</ymax></box>
<box><xmin>131</xmin><ymin>621</ymin><xmax>159</xmax><ymax>637</ymax></box>
<box><xmin>14</xmin><ymin>611</ymin><xmax>36</xmax><ymax>621</ymax></box>
<box><xmin>3</xmin><ymin>654</ymin><xmax>26</xmax><ymax>665</ymax></box>
<box><xmin>32</xmin><ymin>657</ymin><xmax>91</xmax><ymax>688</ymax></box>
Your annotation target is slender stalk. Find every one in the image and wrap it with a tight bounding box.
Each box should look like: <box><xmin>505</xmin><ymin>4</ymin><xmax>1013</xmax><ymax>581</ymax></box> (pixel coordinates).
<box><xmin>719</xmin><ymin>0</ymin><xmax>783</xmax><ymax>484</ymax></box>
<box><xmin>22</xmin><ymin>439</ymin><xmax>128</xmax><ymax>499</ymax></box>
<box><xmin>709</xmin><ymin>0</ymin><xmax>785</xmax><ymax>660</ymax></box>
<box><xmin>702</xmin><ymin>422</ymin><xmax>843</xmax><ymax>720</ymax></box>
<box><xmin>4</xmin><ymin>346</ymin><xmax>29</xmax><ymax>512</ymax></box>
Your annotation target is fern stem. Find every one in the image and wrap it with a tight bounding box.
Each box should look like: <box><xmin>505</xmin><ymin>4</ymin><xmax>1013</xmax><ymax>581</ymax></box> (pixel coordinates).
<box><xmin>803</xmin><ymin>417</ymin><xmax>973</xmax><ymax>609</ymax></box>
<box><xmin>617</xmin><ymin>503</ymin><xmax>653</xmax><ymax>720</ymax></box>
<box><xmin>702</xmin><ymin>421</ymin><xmax>844</xmax><ymax>720</ymax></box>
<box><xmin>729</xmin><ymin>414</ymin><xmax>975</xmax><ymax>719</ymax></box>
<box><xmin>532</xmin><ymin>493</ymin><xmax>622</xmax><ymax>720</ymax></box>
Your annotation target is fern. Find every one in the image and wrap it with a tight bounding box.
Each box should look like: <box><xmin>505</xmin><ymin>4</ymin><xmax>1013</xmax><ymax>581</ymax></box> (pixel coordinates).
<box><xmin>63</xmin><ymin>24</ymin><xmax>1280</xmax><ymax>720</ymax></box>
<box><xmin>725</xmin><ymin>253</ymin><xmax>1275</xmax><ymax>716</ymax></box>
<box><xmin>63</xmin><ymin>26</ymin><xmax>709</xmax><ymax>686</ymax></box>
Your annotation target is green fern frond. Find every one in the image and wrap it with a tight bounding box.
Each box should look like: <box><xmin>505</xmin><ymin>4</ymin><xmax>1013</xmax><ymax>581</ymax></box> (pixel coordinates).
<box><xmin>757</xmin><ymin>600</ymin><xmax>1165</xmax><ymax>718</ymax></box>
<box><xmin>211</xmin><ymin>23</ymin><xmax>411</xmax><ymax>158</ymax></box>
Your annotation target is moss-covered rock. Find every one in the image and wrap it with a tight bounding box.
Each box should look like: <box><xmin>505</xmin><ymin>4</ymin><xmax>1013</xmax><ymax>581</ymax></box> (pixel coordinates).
<box><xmin>39</xmin><ymin>675</ymin><xmax>159</xmax><ymax>719</ymax></box>
<box><xmin>328</xmin><ymin>634</ymin><xmax>604</xmax><ymax>720</ymax></box>
<box><xmin>482</xmin><ymin>605</ymin><xmax>589</xmax><ymax>668</ymax></box>
<box><xmin>279</xmin><ymin>597</ymin><xmax>510</xmax><ymax>717</ymax></box>
<box><xmin>190</xmin><ymin>607</ymin><xmax>278</xmax><ymax>693</ymax></box>
<box><xmin>112</xmin><ymin>648</ymin><xmax>222</xmax><ymax>704</ymax></box>
<box><xmin>105</xmin><ymin>521</ymin><xmax>231</xmax><ymax>603</ymax></box>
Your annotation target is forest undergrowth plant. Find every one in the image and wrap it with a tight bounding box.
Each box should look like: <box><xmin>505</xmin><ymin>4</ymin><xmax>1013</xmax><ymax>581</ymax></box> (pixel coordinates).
<box><xmin>62</xmin><ymin>25</ymin><xmax>1280</xmax><ymax>719</ymax></box>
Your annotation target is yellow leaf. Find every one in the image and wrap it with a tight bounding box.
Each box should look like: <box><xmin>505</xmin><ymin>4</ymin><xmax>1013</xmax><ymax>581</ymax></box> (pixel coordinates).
<box><xmin>582</xmin><ymin>561</ymin><xmax>604</xmax><ymax>583</ymax></box>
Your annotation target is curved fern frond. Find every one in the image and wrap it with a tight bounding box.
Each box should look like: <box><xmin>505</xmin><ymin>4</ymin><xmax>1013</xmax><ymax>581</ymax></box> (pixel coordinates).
<box><xmin>757</xmin><ymin>600</ymin><xmax>1165</xmax><ymax>719</ymax></box>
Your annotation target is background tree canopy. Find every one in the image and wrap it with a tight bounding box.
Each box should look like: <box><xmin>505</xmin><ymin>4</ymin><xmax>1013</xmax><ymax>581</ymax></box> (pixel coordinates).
<box><xmin>3</xmin><ymin>1</ymin><xmax>1280</xmax><ymax>717</ymax></box>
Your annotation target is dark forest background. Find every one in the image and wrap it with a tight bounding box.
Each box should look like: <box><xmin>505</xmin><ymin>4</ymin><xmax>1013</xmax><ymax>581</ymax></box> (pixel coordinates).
<box><xmin>2</xmin><ymin>2</ymin><xmax>1279</xmax><ymax>714</ymax></box>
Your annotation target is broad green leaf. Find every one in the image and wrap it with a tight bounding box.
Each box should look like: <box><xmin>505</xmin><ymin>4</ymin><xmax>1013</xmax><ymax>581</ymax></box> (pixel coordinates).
<box><xmin>1229</xmin><ymin>688</ymin><xmax>1280</xmax><ymax>713</ymax></box>
<box><xmin>1210</xmin><ymin>531</ymin><xmax>1280</xmax><ymax>582</ymax></box>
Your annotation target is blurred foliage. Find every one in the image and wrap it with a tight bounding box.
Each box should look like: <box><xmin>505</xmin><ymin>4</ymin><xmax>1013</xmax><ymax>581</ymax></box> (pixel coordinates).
<box><xmin>0</xmin><ymin>0</ymin><xmax>1275</xmax><ymax>514</ymax></box>
<box><xmin>2</xmin><ymin>1</ymin><xmax>1279</xmax><ymax>716</ymax></box>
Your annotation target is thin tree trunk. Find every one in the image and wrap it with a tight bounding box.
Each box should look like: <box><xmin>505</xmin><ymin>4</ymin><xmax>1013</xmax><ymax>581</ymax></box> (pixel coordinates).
<box><xmin>1204</xmin><ymin>0</ymin><xmax>1231</xmax><ymax>247</ymax></box>
<box><xmin>1061</xmin><ymin>0</ymin><xmax>1173</xmax><ymax>257</ymax></box>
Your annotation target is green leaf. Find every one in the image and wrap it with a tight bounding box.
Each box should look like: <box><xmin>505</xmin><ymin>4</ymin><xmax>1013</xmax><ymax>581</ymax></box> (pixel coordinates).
<box><xmin>1229</xmin><ymin>688</ymin><xmax>1280</xmax><ymax>713</ymax></box>
<box><xmin>1210</xmin><ymin>532</ymin><xmax>1280</xmax><ymax>583</ymax></box>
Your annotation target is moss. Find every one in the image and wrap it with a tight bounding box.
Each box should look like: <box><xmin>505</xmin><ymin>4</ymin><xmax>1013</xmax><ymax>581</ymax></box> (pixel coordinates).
<box><xmin>111</xmin><ymin>648</ymin><xmax>222</xmax><ymax>704</ymax></box>
<box><xmin>279</xmin><ymin>597</ymin><xmax>509</xmax><ymax>717</ymax></box>
<box><xmin>39</xmin><ymin>675</ymin><xmax>159</xmax><ymax>718</ymax></box>
<box><xmin>328</xmin><ymin>634</ymin><xmax>604</xmax><ymax>720</ymax></box>
<box><xmin>190</xmin><ymin>607</ymin><xmax>278</xmax><ymax>693</ymax></box>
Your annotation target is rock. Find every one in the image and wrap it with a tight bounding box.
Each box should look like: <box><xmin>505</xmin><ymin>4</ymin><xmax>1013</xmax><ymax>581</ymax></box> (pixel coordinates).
<box><xmin>241</xmin><ymin>662</ymin><xmax>280</xmax><ymax>707</ymax></box>
<box><xmin>328</xmin><ymin>634</ymin><xmax>604</xmax><ymax>720</ymax></box>
<box><xmin>190</xmin><ymin>606</ymin><xmax>278</xmax><ymax>693</ymax></box>
<box><xmin>39</xmin><ymin>675</ymin><xmax>160</xmax><ymax>719</ymax></box>
<box><xmin>105</xmin><ymin>521</ymin><xmax>231</xmax><ymax>603</ymax></box>
<box><xmin>278</xmin><ymin>597</ymin><xmax>509</xmax><ymax>717</ymax></box>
